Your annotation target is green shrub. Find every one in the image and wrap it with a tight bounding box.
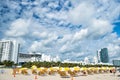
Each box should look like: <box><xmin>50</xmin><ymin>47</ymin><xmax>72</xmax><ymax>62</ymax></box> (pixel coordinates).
<box><xmin>2</xmin><ymin>60</ymin><xmax>14</xmax><ymax>67</ymax></box>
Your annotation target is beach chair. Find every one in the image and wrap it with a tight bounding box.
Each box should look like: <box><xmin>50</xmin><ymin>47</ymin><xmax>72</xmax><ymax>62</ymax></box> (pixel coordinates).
<box><xmin>87</xmin><ymin>68</ymin><xmax>93</xmax><ymax>75</ymax></box>
<box><xmin>20</xmin><ymin>68</ymin><xmax>28</xmax><ymax>75</ymax></box>
<box><xmin>48</xmin><ymin>67</ymin><xmax>56</xmax><ymax>75</ymax></box>
<box><xmin>31</xmin><ymin>65</ymin><xmax>37</xmax><ymax>75</ymax></box>
<box><xmin>58</xmin><ymin>70</ymin><xmax>69</xmax><ymax>78</ymax></box>
<box><xmin>80</xmin><ymin>67</ymin><xmax>87</xmax><ymax>76</ymax></box>
<box><xmin>38</xmin><ymin>68</ymin><xmax>47</xmax><ymax>76</ymax></box>
<box><xmin>93</xmin><ymin>67</ymin><xmax>99</xmax><ymax>74</ymax></box>
<box><xmin>32</xmin><ymin>69</ymin><xmax>37</xmax><ymax>75</ymax></box>
<box><xmin>12</xmin><ymin>68</ymin><xmax>20</xmax><ymax>75</ymax></box>
<box><xmin>98</xmin><ymin>67</ymin><xmax>103</xmax><ymax>73</ymax></box>
<box><xmin>68</xmin><ymin>70</ymin><xmax>77</xmax><ymax>77</ymax></box>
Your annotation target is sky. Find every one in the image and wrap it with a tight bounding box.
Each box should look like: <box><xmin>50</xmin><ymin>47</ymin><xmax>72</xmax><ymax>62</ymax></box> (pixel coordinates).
<box><xmin>0</xmin><ymin>0</ymin><xmax>120</xmax><ymax>62</ymax></box>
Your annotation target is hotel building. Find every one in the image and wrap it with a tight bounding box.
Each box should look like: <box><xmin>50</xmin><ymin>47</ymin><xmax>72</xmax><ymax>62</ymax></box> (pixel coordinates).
<box><xmin>97</xmin><ymin>48</ymin><xmax>109</xmax><ymax>63</ymax></box>
<box><xmin>0</xmin><ymin>40</ymin><xmax>19</xmax><ymax>63</ymax></box>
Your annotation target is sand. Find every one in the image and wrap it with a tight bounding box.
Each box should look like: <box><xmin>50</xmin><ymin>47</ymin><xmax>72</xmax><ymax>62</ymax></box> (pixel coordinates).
<box><xmin>0</xmin><ymin>69</ymin><xmax>120</xmax><ymax>80</ymax></box>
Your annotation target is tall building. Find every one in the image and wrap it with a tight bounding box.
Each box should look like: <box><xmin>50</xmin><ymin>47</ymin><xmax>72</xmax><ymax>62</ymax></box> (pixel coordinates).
<box><xmin>0</xmin><ymin>40</ymin><xmax>19</xmax><ymax>63</ymax></box>
<box><xmin>100</xmin><ymin>48</ymin><xmax>109</xmax><ymax>63</ymax></box>
<box><xmin>97</xmin><ymin>50</ymin><xmax>101</xmax><ymax>63</ymax></box>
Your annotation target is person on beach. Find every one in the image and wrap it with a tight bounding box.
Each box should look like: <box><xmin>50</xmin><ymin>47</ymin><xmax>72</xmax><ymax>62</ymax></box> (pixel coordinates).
<box><xmin>112</xmin><ymin>68</ymin><xmax>116</xmax><ymax>76</ymax></box>
<box><xmin>0</xmin><ymin>69</ymin><xmax>4</xmax><ymax>74</ymax></box>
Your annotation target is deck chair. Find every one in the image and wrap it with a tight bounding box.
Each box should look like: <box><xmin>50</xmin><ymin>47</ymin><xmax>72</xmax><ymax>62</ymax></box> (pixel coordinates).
<box><xmin>68</xmin><ymin>70</ymin><xmax>77</xmax><ymax>77</ymax></box>
<box><xmin>32</xmin><ymin>69</ymin><xmax>37</xmax><ymax>75</ymax></box>
<box><xmin>20</xmin><ymin>68</ymin><xmax>28</xmax><ymax>75</ymax></box>
<box><xmin>58</xmin><ymin>70</ymin><xmax>69</xmax><ymax>78</ymax></box>
<box><xmin>38</xmin><ymin>68</ymin><xmax>47</xmax><ymax>76</ymax></box>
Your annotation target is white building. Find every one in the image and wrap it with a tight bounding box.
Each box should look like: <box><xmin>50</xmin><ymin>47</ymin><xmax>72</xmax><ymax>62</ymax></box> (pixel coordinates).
<box><xmin>52</xmin><ymin>55</ymin><xmax>60</xmax><ymax>62</ymax></box>
<box><xmin>18</xmin><ymin>52</ymin><xmax>42</xmax><ymax>63</ymax></box>
<box><xmin>0</xmin><ymin>40</ymin><xmax>19</xmax><ymax>63</ymax></box>
<box><xmin>84</xmin><ymin>57</ymin><xmax>90</xmax><ymax>64</ymax></box>
<box><xmin>97</xmin><ymin>50</ymin><xmax>101</xmax><ymax>63</ymax></box>
<box><xmin>41</xmin><ymin>54</ymin><xmax>61</xmax><ymax>62</ymax></box>
<box><xmin>93</xmin><ymin>56</ymin><xmax>98</xmax><ymax>64</ymax></box>
<box><xmin>62</xmin><ymin>59</ymin><xmax>81</xmax><ymax>64</ymax></box>
<box><xmin>41</xmin><ymin>54</ymin><xmax>52</xmax><ymax>62</ymax></box>
<box><xmin>18</xmin><ymin>53</ymin><xmax>61</xmax><ymax>63</ymax></box>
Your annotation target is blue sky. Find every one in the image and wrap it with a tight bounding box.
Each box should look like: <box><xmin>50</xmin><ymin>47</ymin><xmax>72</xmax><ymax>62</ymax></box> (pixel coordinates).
<box><xmin>113</xmin><ymin>22</ymin><xmax>120</xmax><ymax>36</ymax></box>
<box><xmin>0</xmin><ymin>0</ymin><xmax>120</xmax><ymax>62</ymax></box>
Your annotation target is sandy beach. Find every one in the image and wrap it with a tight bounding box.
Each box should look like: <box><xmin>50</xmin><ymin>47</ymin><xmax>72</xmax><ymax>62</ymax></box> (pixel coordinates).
<box><xmin>0</xmin><ymin>68</ymin><xmax>120</xmax><ymax>80</ymax></box>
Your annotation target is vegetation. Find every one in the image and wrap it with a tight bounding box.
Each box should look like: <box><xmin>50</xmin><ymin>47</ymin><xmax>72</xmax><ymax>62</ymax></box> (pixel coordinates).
<box><xmin>0</xmin><ymin>60</ymin><xmax>114</xmax><ymax>68</ymax></box>
<box><xmin>0</xmin><ymin>61</ymin><xmax>3</xmax><ymax>65</ymax></box>
<box><xmin>2</xmin><ymin>60</ymin><xmax>14</xmax><ymax>67</ymax></box>
<box><xmin>22</xmin><ymin>61</ymin><xmax>114</xmax><ymax>68</ymax></box>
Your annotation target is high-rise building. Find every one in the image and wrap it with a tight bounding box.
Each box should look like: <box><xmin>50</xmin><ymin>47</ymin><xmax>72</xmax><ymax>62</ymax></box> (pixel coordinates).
<box><xmin>0</xmin><ymin>40</ymin><xmax>19</xmax><ymax>63</ymax></box>
<box><xmin>100</xmin><ymin>48</ymin><xmax>109</xmax><ymax>63</ymax></box>
<box><xmin>97</xmin><ymin>50</ymin><xmax>101</xmax><ymax>63</ymax></box>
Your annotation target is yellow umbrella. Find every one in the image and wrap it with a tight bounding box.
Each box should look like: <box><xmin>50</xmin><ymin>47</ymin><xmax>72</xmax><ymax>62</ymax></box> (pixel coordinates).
<box><xmin>80</xmin><ymin>67</ymin><xmax>87</xmax><ymax>71</ymax></box>
<box><xmin>20</xmin><ymin>68</ymin><xmax>28</xmax><ymax>70</ymax></box>
<box><xmin>74</xmin><ymin>67</ymin><xmax>80</xmax><ymax>71</ymax></box>
<box><xmin>31</xmin><ymin>65</ymin><xmax>37</xmax><ymax>70</ymax></box>
<box><xmin>64</xmin><ymin>67</ymin><xmax>70</xmax><ymax>71</ymax></box>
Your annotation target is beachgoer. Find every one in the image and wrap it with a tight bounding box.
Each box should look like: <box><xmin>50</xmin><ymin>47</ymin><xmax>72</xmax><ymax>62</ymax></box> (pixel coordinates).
<box><xmin>0</xmin><ymin>69</ymin><xmax>4</xmax><ymax>74</ymax></box>
<box><xmin>112</xmin><ymin>68</ymin><xmax>116</xmax><ymax>76</ymax></box>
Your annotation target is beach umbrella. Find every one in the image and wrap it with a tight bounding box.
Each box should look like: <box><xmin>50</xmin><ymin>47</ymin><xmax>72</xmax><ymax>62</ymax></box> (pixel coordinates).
<box><xmin>73</xmin><ymin>67</ymin><xmax>80</xmax><ymax>71</ymax></box>
<box><xmin>80</xmin><ymin>67</ymin><xmax>87</xmax><ymax>71</ymax></box>
<box><xmin>59</xmin><ymin>67</ymin><xmax>65</xmax><ymax>71</ymax></box>
<box><xmin>20</xmin><ymin>68</ymin><xmax>28</xmax><ymax>75</ymax></box>
<box><xmin>31</xmin><ymin>65</ymin><xmax>37</xmax><ymax>70</ymax></box>
<box><xmin>37</xmin><ymin>68</ymin><xmax>42</xmax><ymax>71</ymax></box>
<box><xmin>70</xmin><ymin>68</ymin><xmax>74</xmax><ymax>72</ymax></box>
<box><xmin>64</xmin><ymin>67</ymin><xmax>70</xmax><ymax>71</ymax></box>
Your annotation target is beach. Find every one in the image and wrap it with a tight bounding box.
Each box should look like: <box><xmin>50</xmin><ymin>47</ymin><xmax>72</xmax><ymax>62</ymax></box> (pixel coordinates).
<box><xmin>0</xmin><ymin>69</ymin><xmax>120</xmax><ymax>80</ymax></box>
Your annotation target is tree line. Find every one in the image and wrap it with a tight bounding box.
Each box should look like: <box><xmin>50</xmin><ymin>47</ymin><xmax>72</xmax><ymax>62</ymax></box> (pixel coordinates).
<box><xmin>0</xmin><ymin>60</ymin><xmax>114</xmax><ymax>68</ymax></box>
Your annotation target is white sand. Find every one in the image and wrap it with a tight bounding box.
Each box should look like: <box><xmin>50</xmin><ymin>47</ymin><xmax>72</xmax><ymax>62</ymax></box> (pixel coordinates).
<box><xmin>0</xmin><ymin>69</ymin><xmax>120</xmax><ymax>80</ymax></box>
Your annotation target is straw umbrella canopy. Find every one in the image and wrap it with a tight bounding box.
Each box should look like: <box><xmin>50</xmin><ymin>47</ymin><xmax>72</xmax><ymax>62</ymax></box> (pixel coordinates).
<box><xmin>31</xmin><ymin>65</ymin><xmax>37</xmax><ymax>70</ymax></box>
<box><xmin>73</xmin><ymin>67</ymin><xmax>80</xmax><ymax>71</ymax></box>
<box><xmin>64</xmin><ymin>67</ymin><xmax>70</xmax><ymax>72</ymax></box>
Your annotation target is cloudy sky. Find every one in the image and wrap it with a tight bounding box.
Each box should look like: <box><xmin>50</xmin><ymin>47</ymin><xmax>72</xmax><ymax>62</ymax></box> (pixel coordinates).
<box><xmin>0</xmin><ymin>0</ymin><xmax>120</xmax><ymax>62</ymax></box>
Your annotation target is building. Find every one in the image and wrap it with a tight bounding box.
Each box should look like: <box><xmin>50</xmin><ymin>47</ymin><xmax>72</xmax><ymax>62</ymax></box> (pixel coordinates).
<box><xmin>18</xmin><ymin>53</ymin><xmax>60</xmax><ymax>63</ymax></box>
<box><xmin>93</xmin><ymin>56</ymin><xmax>98</xmax><ymax>64</ymax></box>
<box><xmin>41</xmin><ymin>54</ymin><xmax>61</xmax><ymax>62</ymax></box>
<box><xmin>18</xmin><ymin>52</ymin><xmax>42</xmax><ymax>63</ymax></box>
<box><xmin>113</xmin><ymin>60</ymin><xmax>120</xmax><ymax>67</ymax></box>
<box><xmin>97</xmin><ymin>50</ymin><xmax>101</xmax><ymax>63</ymax></box>
<box><xmin>0</xmin><ymin>40</ymin><xmax>19</xmax><ymax>63</ymax></box>
<box><xmin>41</xmin><ymin>54</ymin><xmax>52</xmax><ymax>62</ymax></box>
<box><xmin>100</xmin><ymin>48</ymin><xmax>109</xmax><ymax>63</ymax></box>
<box><xmin>96</xmin><ymin>48</ymin><xmax>109</xmax><ymax>63</ymax></box>
<box><xmin>52</xmin><ymin>55</ymin><xmax>60</xmax><ymax>62</ymax></box>
<box><xmin>84</xmin><ymin>57</ymin><xmax>90</xmax><ymax>64</ymax></box>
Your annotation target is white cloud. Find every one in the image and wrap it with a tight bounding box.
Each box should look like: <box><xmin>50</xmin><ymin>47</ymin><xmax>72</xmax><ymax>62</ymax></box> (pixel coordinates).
<box><xmin>32</xmin><ymin>31</ymin><xmax>48</xmax><ymax>39</ymax></box>
<box><xmin>6</xmin><ymin>19</ymin><xmax>30</xmax><ymax>37</ymax></box>
<box><xmin>72</xmin><ymin>29</ymin><xmax>88</xmax><ymax>43</ymax></box>
<box><xmin>107</xmin><ymin>44</ymin><xmax>120</xmax><ymax>58</ymax></box>
<box><xmin>87</xmin><ymin>19</ymin><xmax>113</xmax><ymax>38</ymax></box>
<box><xmin>68</xmin><ymin>2</ymin><xmax>95</xmax><ymax>25</ymax></box>
<box><xmin>29</xmin><ymin>41</ymin><xmax>42</xmax><ymax>52</ymax></box>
